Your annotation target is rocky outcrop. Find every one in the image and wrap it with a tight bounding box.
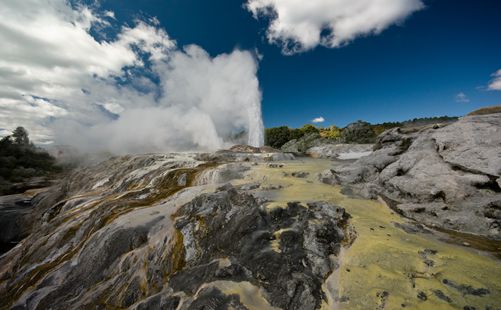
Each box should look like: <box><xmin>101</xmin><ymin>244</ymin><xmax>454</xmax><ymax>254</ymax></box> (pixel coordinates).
<box><xmin>280</xmin><ymin>127</ymin><xmax>375</xmax><ymax>157</ymax></box>
<box><xmin>198</xmin><ymin>149</ymin><xmax>295</xmax><ymax>162</ymax></box>
<box><xmin>0</xmin><ymin>153</ymin><xmax>354</xmax><ymax>310</ymax></box>
<box><xmin>280</xmin><ymin>133</ymin><xmax>328</xmax><ymax>154</ymax></box>
<box><xmin>0</xmin><ymin>176</ymin><xmax>53</xmax><ymax>196</ymax></box>
<box><xmin>228</xmin><ymin>145</ymin><xmax>281</xmax><ymax>153</ymax></box>
<box><xmin>172</xmin><ymin>189</ymin><xmax>354</xmax><ymax>310</ymax></box>
<box><xmin>320</xmin><ymin>114</ymin><xmax>501</xmax><ymax>239</ymax></box>
<box><xmin>306</xmin><ymin>144</ymin><xmax>373</xmax><ymax>160</ymax></box>
<box><xmin>0</xmin><ymin>194</ymin><xmax>34</xmax><ymax>254</ymax></box>
<box><xmin>341</xmin><ymin>121</ymin><xmax>376</xmax><ymax>144</ymax></box>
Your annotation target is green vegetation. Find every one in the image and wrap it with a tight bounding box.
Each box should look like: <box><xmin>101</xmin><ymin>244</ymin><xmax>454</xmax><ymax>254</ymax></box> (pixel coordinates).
<box><xmin>319</xmin><ymin>126</ymin><xmax>342</xmax><ymax>139</ymax></box>
<box><xmin>264</xmin><ymin>124</ymin><xmax>322</xmax><ymax>149</ymax></box>
<box><xmin>264</xmin><ymin>126</ymin><xmax>292</xmax><ymax>149</ymax></box>
<box><xmin>342</xmin><ymin>120</ymin><xmax>376</xmax><ymax>144</ymax></box>
<box><xmin>265</xmin><ymin>116</ymin><xmax>459</xmax><ymax>148</ymax></box>
<box><xmin>0</xmin><ymin>127</ymin><xmax>61</xmax><ymax>195</ymax></box>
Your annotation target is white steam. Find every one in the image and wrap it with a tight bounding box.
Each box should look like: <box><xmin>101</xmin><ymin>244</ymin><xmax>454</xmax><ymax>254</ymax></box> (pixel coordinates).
<box><xmin>53</xmin><ymin>46</ymin><xmax>264</xmax><ymax>153</ymax></box>
<box><xmin>0</xmin><ymin>0</ymin><xmax>264</xmax><ymax>153</ymax></box>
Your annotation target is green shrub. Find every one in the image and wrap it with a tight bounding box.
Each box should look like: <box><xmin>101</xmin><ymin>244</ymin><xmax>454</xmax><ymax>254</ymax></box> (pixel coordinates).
<box><xmin>321</xmin><ymin>126</ymin><xmax>342</xmax><ymax>139</ymax></box>
<box><xmin>265</xmin><ymin>126</ymin><xmax>293</xmax><ymax>149</ymax></box>
<box><xmin>342</xmin><ymin>121</ymin><xmax>376</xmax><ymax>144</ymax></box>
<box><xmin>299</xmin><ymin>124</ymin><xmax>319</xmax><ymax>135</ymax></box>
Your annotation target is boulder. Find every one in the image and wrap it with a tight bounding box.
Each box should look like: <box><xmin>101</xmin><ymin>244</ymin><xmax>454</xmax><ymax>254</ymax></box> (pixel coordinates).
<box><xmin>281</xmin><ymin>132</ymin><xmax>326</xmax><ymax>154</ymax></box>
<box><xmin>307</xmin><ymin>143</ymin><xmax>373</xmax><ymax>160</ymax></box>
<box><xmin>320</xmin><ymin>114</ymin><xmax>501</xmax><ymax>239</ymax></box>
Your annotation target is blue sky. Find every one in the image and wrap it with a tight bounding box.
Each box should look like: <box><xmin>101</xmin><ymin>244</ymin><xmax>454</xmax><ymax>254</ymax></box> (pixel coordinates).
<box><xmin>98</xmin><ymin>0</ymin><xmax>501</xmax><ymax>127</ymax></box>
<box><xmin>1</xmin><ymin>0</ymin><xmax>500</xmax><ymax>150</ymax></box>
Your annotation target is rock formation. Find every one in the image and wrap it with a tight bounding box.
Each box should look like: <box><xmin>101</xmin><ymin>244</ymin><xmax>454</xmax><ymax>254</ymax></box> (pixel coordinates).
<box><xmin>306</xmin><ymin>144</ymin><xmax>373</xmax><ymax>160</ymax></box>
<box><xmin>340</xmin><ymin>120</ymin><xmax>376</xmax><ymax>144</ymax></box>
<box><xmin>280</xmin><ymin>133</ymin><xmax>327</xmax><ymax>154</ymax></box>
<box><xmin>320</xmin><ymin>114</ymin><xmax>501</xmax><ymax>239</ymax></box>
<box><xmin>0</xmin><ymin>153</ymin><xmax>354</xmax><ymax>310</ymax></box>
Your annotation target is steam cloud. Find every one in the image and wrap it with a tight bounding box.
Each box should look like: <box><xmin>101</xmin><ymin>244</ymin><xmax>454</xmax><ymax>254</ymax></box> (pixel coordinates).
<box><xmin>0</xmin><ymin>0</ymin><xmax>264</xmax><ymax>153</ymax></box>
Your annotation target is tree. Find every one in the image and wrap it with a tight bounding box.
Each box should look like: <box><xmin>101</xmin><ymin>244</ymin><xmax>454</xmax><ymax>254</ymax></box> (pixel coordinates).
<box><xmin>0</xmin><ymin>135</ymin><xmax>12</xmax><ymax>147</ymax></box>
<box><xmin>324</xmin><ymin>126</ymin><xmax>342</xmax><ymax>139</ymax></box>
<box><xmin>12</xmin><ymin>126</ymin><xmax>29</xmax><ymax>145</ymax></box>
<box><xmin>265</xmin><ymin>126</ymin><xmax>292</xmax><ymax>149</ymax></box>
<box><xmin>289</xmin><ymin>128</ymin><xmax>304</xmax><ymax>140</ymax></box>
<box><xmin>0</xmin><ymin>126</ymin><xmax>61</xmax><ymax>195</ymax></box>
<box><xmin>299</xmin><ymin>124</ymin><xmax>319</xmax><ymax>135</ymax></box>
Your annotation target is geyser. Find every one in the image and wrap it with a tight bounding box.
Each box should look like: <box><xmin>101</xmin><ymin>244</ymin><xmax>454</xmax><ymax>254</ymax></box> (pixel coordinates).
<box><xmin>0</xmin><ymin>0</ymin><xmax>264</xmax><ymax>153</ymax></box>
<box><xmin>52</xmin><ymin>46</ymin><xmax>266</xmax><ymax>154</ymax></box>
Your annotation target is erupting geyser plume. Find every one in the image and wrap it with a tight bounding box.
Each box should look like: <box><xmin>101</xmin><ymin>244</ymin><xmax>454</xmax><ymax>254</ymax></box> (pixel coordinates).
<box><xmin>247</xmin><ymin>98</ymin><xmax>265</xmax><ymax>148</ymax></box>
<box><xmin>0</xmin><ymin>0</ymin><xmax>264</xmax><ymax>153</ymax></box>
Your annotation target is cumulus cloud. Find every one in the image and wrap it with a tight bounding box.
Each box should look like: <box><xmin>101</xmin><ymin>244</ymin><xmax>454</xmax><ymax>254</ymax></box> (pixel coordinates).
<box><xmin>0</xmin><ymin>0</ymin><xmax>264</xmax><ymax>152</ymax></box>
<box><xmin>246</xmin><ymin>0</ymin><xmax>424</xmax><ymax>54</ymax></box>
<box><xmin>312</xmin><ymin>116</ymin><xmax>325</xmax><ymax>123</ymax></box>
<box><xmin>455</xmin><ymin>92</ymin><xmax>470</xmax><ymax>103</ymax></box>
<box><xmin>488</xmin><ymin>69</ymin><xmax>501</xmax><ymax>91</ymax></box>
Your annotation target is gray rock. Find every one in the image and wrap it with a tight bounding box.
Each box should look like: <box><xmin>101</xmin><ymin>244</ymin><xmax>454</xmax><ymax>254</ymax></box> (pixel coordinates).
<box><xmin>320</xmin><ymin>114</ymin><xmax>501</xmax><ymax>239</ymax></box>
<box><xmin>281</xmin><ymin>133</ymin><xmax>327</xmax><ymax>154</ymax></box>
<box><xmin>174</xmin><ymin>190</ymin><xmax>354</xmax><ymax>310</ymax></box>
<box><xmin>291</xmin><ymin>171</ymin><xmax>310</xmax><ymax>178</ymax></box>
<box><xmin>307</xmin><ymin>144</ymin><xmax>373</xmax><ymax>160</ymax></box>
<box><xmin>0</xmin><ymin>194</ymin><xmax>34</xmax><ymax>254</ymax></box>
<box><xmin>0</xmin><ymin>154</ymin><xmax>355</xmax><ymax>310</ymax></box>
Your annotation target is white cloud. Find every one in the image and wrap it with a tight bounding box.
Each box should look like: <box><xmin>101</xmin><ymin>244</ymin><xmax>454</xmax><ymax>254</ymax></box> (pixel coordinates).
<box><xmin>0</xmin><ymin>0</ymin><xmax>264</xmax><ymax>152</ymax></box>
<box><xmin>488</xmin><ymin>69</ymin><xmax>501</xmax><ymax>91</ymax></box>
<box><xmin>246</xmin><ymin>0</ymin><xmax>424</xmax><ymax>54</ymax></box>
<box><xmin>455</xmin><ymin>92</ymin><xmax>470</xmax><ymax>103</ymax></box>
<box><xmin>312</xmin><ymin>116</ymin><xmax>325</xmax><ymax>123</ymax></box>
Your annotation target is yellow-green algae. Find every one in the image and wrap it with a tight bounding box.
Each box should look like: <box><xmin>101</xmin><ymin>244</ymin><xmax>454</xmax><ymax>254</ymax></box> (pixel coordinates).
<box><xmin>236</xmin><ymin>158</ymin><xmax>501</xmax><ymax>310</ymax></box>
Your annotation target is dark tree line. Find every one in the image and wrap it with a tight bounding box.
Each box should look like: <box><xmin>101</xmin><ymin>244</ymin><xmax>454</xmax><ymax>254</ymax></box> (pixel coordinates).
<box><xmin>265</xmin><ymin>125</ymin><xmax>320</xmax><ymax>149</ymax></box>
<box><xmin>0</xmin><ymin>127</ymin><xmax>60</xmax><ymax>195</ymax></box>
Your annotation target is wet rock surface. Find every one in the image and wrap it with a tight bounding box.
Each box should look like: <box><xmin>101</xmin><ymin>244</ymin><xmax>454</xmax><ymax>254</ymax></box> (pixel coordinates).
<box><xmin>320</xmin><ymin>114</ymin><xmax>501</xmax><ymax>239</ymax></box>
<box><xmin>0</xmin><ymin>153</ymin><xmax>354</xmax><ymax>310</ymax></box>
<box><xmin>1</xmin><ymin>148</ymin><xmax>500</xmax><ymax>309</ymax></box>
<box><xmin>0</xmin><ymin>194</ymin><xmax>35</xmax><ymax>254</ymax></box>
<box><xmin>173</xmin><ymin>189</ymin><xmax>354</xmax><ymax>310</ymax></box>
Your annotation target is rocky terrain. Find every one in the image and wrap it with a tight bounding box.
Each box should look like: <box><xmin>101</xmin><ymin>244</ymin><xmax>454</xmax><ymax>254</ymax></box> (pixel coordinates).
<box><xmin>0</xmin><ymin>151</ymin><xmax>355</xmax><ymax>310</ymax></box>
<box><xmin>319</xmin><ymin>113</ymin><xmax>501</xmax><ymax>239</ymax></box>
<box><xmin>280</xmin><ymin>121</ymin><xmax>376</xmax><ymax>155</ymax></box>
<box><xmin>1</xmin><ymin>114</ymin><xmax>501</xmax><ymax>309</ymax></box>
<box><xmin>306</xmin><ymin>144</ymin><xmax>373</xmax><ymax>160</ymax></box>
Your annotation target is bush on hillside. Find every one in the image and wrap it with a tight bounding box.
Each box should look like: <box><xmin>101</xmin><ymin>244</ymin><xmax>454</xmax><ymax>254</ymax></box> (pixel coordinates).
<box><xmin>265</xmin><ymin>126</ymin><xmax>293</xmax><ymax>149</ymax></box>
<box><xmin>342</xmin><ymin>121</ymin><xmax>376</xmax><ymax>144</ymax></box>
<box><xmin>299</xmin><ymin>124</ymin><xmax>319</xmax><ymax>135</ymax></box>
<box><xmin>320</xmin><ymin>126</ymin><xmax>342</xmax><ymax>139</ymax></box>
<box><xmin>265</xmin><ymin>124</ymin><xmax>321</xmax><ymax>148</ymax></box>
